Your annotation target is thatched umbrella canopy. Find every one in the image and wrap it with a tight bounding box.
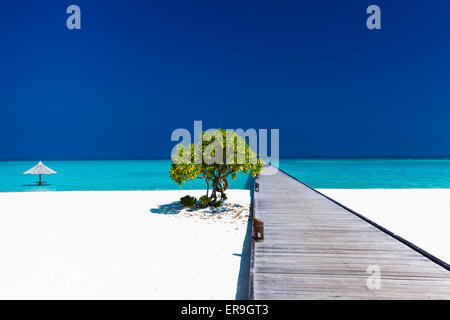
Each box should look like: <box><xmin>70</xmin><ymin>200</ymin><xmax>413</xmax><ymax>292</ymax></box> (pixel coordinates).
<box><xmin>23</xmin><ymin>161</ymin><xmax>57</xmax><ymax>185</ymax></box>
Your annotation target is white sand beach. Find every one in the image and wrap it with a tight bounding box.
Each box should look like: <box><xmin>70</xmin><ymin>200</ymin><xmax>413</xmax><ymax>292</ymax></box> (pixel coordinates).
<box><xmin>319</xmin><ymin>189</ymin><xmax>450</xmax><ymax>265</ymax></box>
<box><xmin>1</xmin><ymin>187</ymin><xmax>449</xmax><ymax>299</ymax></box>
<box><xmin>0</xmin><ymin>190</ymin><xmax>251</xmax><ymax>299</ymax></box>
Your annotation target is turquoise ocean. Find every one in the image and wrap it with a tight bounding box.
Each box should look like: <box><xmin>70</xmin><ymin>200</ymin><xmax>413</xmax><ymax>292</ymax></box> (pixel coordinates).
<box><xmin>0</xmin><ymin>160</ymin><xmax>253</xmax><ymax>193</ymax></box>
<box><xmin>1</xmin><ymin>158</ymin><xmax>450</xmax><ymax>192</ymax></box>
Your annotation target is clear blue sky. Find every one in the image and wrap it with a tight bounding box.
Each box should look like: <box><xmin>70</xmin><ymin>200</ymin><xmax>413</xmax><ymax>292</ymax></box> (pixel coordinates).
<box><xmin>1</xmin><ymin>0</ymin><xmax>450</xmax><ymax>160</ymax></box>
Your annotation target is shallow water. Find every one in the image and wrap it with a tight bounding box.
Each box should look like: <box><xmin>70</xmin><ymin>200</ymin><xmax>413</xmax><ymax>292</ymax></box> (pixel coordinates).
<box><xmin>0</xmin><ymin>160</ymin><xmax>253</xmax><ymax>192</ymax></box>
<box><xmin>3</xmin><ymin>158</ymin><xmax>450</xmax><ymax>192</ymax></box>
<box><xmin>279</xmin><ymin>158</ymin><xmax>450</xmax><ymax>188</ymax></box>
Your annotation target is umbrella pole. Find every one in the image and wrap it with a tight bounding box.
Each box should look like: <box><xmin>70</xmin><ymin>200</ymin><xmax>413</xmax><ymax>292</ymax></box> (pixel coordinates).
<box><xmin>38</xmin><ymin>174</ymin><xmax>42</xmax><ymax>186</ymax></box>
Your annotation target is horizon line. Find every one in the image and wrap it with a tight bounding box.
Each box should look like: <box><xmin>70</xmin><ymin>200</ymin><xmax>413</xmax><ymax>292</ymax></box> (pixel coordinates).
<box><xmin>1</xmin><ymin>155</ymin><xmax>450</xmax><ymax>162</ymax></box>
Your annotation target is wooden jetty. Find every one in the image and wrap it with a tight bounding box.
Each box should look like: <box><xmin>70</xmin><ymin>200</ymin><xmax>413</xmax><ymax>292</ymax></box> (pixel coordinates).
<box><xmin>250</xmin><ymin>163</ymin><xmax>450</xmax><ymax>299</ymax></box>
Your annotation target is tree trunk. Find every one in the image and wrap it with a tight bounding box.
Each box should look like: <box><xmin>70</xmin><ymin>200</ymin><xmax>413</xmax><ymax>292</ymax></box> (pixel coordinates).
<box><xmin>220</xmin><ymin>179</ymin><xmax>224</xmax><ymax>200</ymax></box>
<box><xmin>211</xmin><ymin>179</ymin><xmax>218</xmax><ymax>202</ymax></box>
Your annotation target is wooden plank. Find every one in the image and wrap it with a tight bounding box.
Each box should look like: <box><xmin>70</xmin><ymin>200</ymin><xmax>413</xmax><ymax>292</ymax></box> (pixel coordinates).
<box><xmin>250</xmin><ymin>163</ymin><xmax>450</xmax><ymax>300</ymax></box>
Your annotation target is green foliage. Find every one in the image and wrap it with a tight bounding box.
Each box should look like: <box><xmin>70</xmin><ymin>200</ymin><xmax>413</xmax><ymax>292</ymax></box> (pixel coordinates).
<box><xmin>199</xmin><ymin>195</ymin><xmax>211</xmax><ymax>207</ymax></box>
<box><xmin>170</xmin><ymin>129</ymin><xmax>263</xmax><ymax>207</ymax></box>
<box><xmin>180</xmin><ymin>195</ymin><xmax>197</xmax><ymax>208</ymax></box>
<box><xmin>214</xmin><ymin>200</ymin><xmax>223</xmax><ymax>208</ymax></box>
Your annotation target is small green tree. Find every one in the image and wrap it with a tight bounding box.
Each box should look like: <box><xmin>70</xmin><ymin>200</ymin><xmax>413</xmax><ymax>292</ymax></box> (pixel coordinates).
<box><xmin>170</xmin><ymin>129</ymin><xmax>262</xmax><ymax>206</ymax></box>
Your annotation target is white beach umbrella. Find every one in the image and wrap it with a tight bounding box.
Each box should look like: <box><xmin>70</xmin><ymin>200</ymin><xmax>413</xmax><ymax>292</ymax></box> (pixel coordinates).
<box><xmin>23</xmin><ymin>161</ymin><xmax>57</xmax><ymax>185</ymax></box>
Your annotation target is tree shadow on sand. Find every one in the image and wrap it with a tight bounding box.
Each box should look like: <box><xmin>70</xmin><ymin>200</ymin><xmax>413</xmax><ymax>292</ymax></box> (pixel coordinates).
<box><xmin>150</xmin><ymin>201</ymin><xmax>183</xmax><ymax>215</ymax></box>
<box><xmin>151</xmin><ymin>201</ymin><xmax>245</xmax><ymax>216</ymax></box>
